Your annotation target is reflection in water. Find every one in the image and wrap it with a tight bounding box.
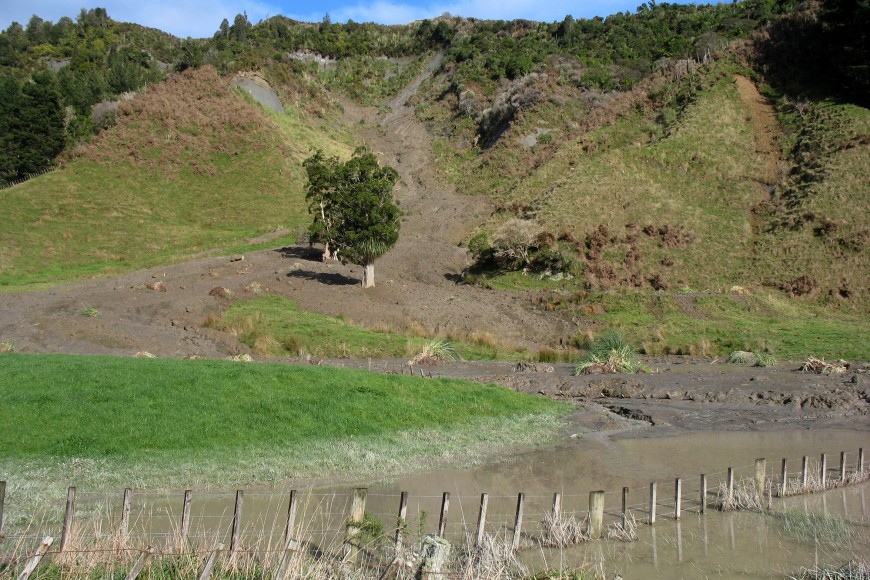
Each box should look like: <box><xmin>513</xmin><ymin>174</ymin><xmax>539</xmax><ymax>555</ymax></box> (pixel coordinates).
<box><xmin>10</xmin><ymin>429</ymin><xmax>867</xmax><ymax>579</ymax></box>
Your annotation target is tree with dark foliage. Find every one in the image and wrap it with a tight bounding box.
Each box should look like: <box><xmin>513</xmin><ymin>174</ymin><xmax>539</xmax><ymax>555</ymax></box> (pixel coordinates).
<box><xmin>304</xmin><ymin>148</ymin><xmax>401</xmax><ymax>288</ymax></box>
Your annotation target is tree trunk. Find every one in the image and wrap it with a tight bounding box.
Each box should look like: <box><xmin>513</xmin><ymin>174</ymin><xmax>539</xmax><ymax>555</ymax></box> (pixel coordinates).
<box><xmin>362</xmin><ymin>262</ymin><xmax>375</xmax><ymax>288</ymax></box>
<box><xmin>322</xmin><ymin>241</ymin><xmax>331</xmax><ymax>262</ymax></box>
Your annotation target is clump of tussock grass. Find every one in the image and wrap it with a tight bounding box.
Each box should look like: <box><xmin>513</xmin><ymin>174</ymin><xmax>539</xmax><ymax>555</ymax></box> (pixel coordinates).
<box><xmin>407</xmin><ymin>338</ymin><xmax>459</xmax><ymax>366</ymax></box>
<box><xmin>727</xmin><ymin>350</ymin><xmax>757</xmax><ymax>364</ymax></box>
<box><xmin>537</xmin><ymin>347</ymin><xmax>561</xmax><ymax>363</ymax></box>
<box><xmin>539</xmin><ymin>511</ymin><xmax>589</xmax><ymax>547</ymax></box>
<box><xmin>716</xmin><ymin>477</ymin><xmax>770</xmax><ymax>511</ymax></box>
<box><xmin>457</xmin><ymin>534</ymin><xmax>528</xmax><ymax>580</ymax></box>
<box><xmin>469</xmin><ymin>330</ymin><xmax>500</xmax><ymax>349</ymax></box>
<box><xmin>252</xmin><ymin>332</ymin><xmax>281</xmax><ymax>356</ymax></box>
<box><xmin>281</xmin><ymin>333</ymin><xmax>305</xmax><ymax>355</ymax></box>
<box><xmin>201</xmin><ymin>312</ymin><xmax>221</xmax><ymax>328</ymax></box>
<box><xmin>0</xmin><ymin>339</ymin><xmax>14</xmax><ymax>353</ymax></box>
<box><xmin>727</xmin><ymin>350</ymin><xmax>777</xmax><ymax>367</ymax></box>
<box><xmin>753</xmin><ymin>351</ymin><xmax>777</xmax><ymax>367</ymax></box>
<box><xmin>574</xmin><ymin>332</ymin><xmax>648</xmax><ymax>375</ymax></box>
<box><xmin>789</xmin><ymin>560</ymin><xmax>870</xmax><ymax>580</ymax></box>
<box><xmin>847</xmin><ymin>467</ymin><xmax>869</xmax><ymax>485</ymax></box>
<box><xmin>403</xmin><ymin>320</ymin><xmax>430</xmax><ymax>337</ymax></box>
<box><xmin>606</xmin><ymin>512</ymin><xmax>638</xmax><ymax>542</ymax></box>
<box><xmin>80</xmin><ymin>305</ymin><xmax>101</xmax><ymax>317</ymax></box>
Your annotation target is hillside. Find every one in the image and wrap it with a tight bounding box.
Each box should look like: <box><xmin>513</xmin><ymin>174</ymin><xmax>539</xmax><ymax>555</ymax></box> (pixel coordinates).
<box><xmin>424</xmin><ymin>59</ymin><xmax>869</xmax><ymax>308</ymax></box>
<box><xmin>0</xmin><ymin>1</ymin><xmax>867</xmax><ymax>358</ymax></box>
<box><xmin>0</xmin><ymin>65</ymin><xmax>352</xmax><ymax>286</ymax></box>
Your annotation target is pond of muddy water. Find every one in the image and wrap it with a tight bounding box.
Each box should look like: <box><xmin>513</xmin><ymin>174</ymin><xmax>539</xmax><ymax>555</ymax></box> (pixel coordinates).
<box><xmin>54</xmin><ymin>427</ymin><xmax>869</xmax><ymax>579</ymax></box>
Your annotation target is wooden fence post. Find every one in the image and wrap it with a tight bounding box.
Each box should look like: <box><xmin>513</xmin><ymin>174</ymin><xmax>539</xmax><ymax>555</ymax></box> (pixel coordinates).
<box><xmin>780</xmin><ymin>459</ymin><xmax>788</xmax><ymax>497</ymax></box>
<box><xmin>588</xmin><ymin>491</ymin><xmax>604</xmax><ymax>539</ymax></box>
<box><xmin>119</xmin><ymin>488</ymin><xmax>132</xmax><ymax>547</ymax></box>
<box><xmin>17</xmin><ymin>536</ymin><xmax>53</xmax><ymax>580</ymax></box>
<box><xmin>274</xmin><ymin>492</ymin><xmax>301</xmax><ymax>580</ymax></box>
<box><xmin>395</xmin><ymin>491</ymin><xmax>409</xmax><ymax>550</ymax></box>
<box><xmin>622</xmin><ymin>487</ymin><xmax>629</xmax><ymax>528</ymax></box>
<box><xmin>0</xmin><ymin>480</ymin><xmax>6</xmax><ymax>538</ymax></box>
<box><xmin>124</xmin><ymin>547</ymin><xmax>155</xmax><ymax>580</ymax></box>
<box><xmin>726</xmin><ymin>468</ymin><xmax>734</xmax><ymax>502</ymax></box>
<box><xmin>700</xmin><ymin>475</ymin><xmax>707</xmax><ymax>514</ymax></box>
<box><xmin>511</xmin><ymin>493</ymin><xmax>525</xmax><ymax>552</ymax></box>
<box><xmin>801</xmin><ymin>456</ymin><xmax>809</xmax><ymax>488</ymax></box>
<box><xmin>475</xmin><ymin>493</ymin><xmax>489</xmax><ymax>547</ymax></box>
<box><xmin>60</xmin><ymin>487</ymin><xmax>76</xmax><ymax>552</ymax></box>
<box><xmin>820</xmin><ymin>454</ymin><xmax>827</xmax><ymax>488</ymax></box>
<box><xmin>551</xmin><ymin>493</ymin><xmax>562</xmax><ymax>521</ymax></box>
<box><xmin>755</xmin><ymin>458</ymin><xmax>767</xmax><ymax>497</ymax></box>
<box><xmin>674</xmin><ymin>479</ymin><xmax>682</xmax><ymax>520</ymax></box>
<box><xmin>437</xmin><ymin>492</ymin><xmax>449</xmax><ymax>538</ymax></box>
<box><xmin>198</xmin><ymin>543</ymin><xmax>224</xmax><ymax>580</ymax></box>
<box><xmin>230</xmin><ymin>490</ymin><xmax>243</xmax><ymax>556</ymax></box>
<box><xmin>839</xmin><ymin>452</ymin><xmax>847</xmax><ymax>483</ymax></box>
<box><xmin>284</xmin><ymin>490</ymin><xmax>298</xmax><ymax>544</ymax></box>
<box><xmin>649</xmin><ymin>482</ymin><xmax>657</xmax><ymax>525</ymax></box>
<box><xmin>345</xmin><ymin>488</ymin><xmax>367</xmax><ymax>562</ymax></box>
<box><xmin>418</xmin><ymin>535</ymin><xmax>451</xmax><ymax>580</ymax></box>
<box><xmin>180</xmin><ymin>490</ymin><xmax>193</xmax><ymax>547</ymax></box>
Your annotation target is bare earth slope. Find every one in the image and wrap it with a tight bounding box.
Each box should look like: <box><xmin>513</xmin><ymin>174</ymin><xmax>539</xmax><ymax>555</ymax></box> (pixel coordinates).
<box><xmin>0</xmin><ymin>54</ymin><xmax>573</xmax><ymax>356</ymax></box>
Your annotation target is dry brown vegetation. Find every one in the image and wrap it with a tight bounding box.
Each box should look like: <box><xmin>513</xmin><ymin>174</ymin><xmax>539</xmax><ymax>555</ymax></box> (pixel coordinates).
<box><xmin>76</xmin><ymin>66</ymin><xmax>281</xmax><ymax>177</ymax></box>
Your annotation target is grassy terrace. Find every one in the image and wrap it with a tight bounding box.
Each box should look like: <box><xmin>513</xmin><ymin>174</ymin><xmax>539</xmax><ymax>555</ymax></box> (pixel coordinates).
<box><xmin>0</xmin><ymin>354</ymin><xmax>567</xmax><ymax>520</ymax></box>
<box><xmin>208</xmin><ymin>294</ymin><xmax>524</xmax><ymax>359</ymax></box>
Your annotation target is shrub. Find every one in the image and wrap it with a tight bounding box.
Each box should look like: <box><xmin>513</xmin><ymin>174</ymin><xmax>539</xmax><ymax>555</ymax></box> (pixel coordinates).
<box><xmin>492</xmin><ymin>218</ymin><xmax>542</xmax><ymax>269</ymax></box>
<box><xmin>467</xmin><ymin>232</ymin><xmax>492</xmax><ymax>262</ymax></box>
<box><xmin>529</xmin><ymin>248</ymin><xmax>574</xmax><ymax>274</ymax></box>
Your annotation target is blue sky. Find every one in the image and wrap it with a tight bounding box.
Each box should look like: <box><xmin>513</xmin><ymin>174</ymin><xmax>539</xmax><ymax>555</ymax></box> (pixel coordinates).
<box><xmin>2</xmin><ymin>0</ymin><xmax>701</xmax><ymax>38</ymax></box>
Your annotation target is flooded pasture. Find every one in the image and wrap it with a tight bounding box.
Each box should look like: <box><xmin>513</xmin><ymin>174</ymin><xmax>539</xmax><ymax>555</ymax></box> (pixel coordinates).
<box><xmin>14</xmin><ymin>427</ymin><xmax>866</xmax><ymax>578</ymax></box>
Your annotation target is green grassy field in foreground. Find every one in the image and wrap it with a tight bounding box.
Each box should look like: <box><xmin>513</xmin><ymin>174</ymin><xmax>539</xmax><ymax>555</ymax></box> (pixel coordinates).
<box><xmin>0</xmin><ymin>353</ymin><xmax>561</xmax><ymax>459</ymax></box>
<box><xmin>0</xmin><ymin>354</ymin><xmax>567</xmax><ymax>515</ymax></box>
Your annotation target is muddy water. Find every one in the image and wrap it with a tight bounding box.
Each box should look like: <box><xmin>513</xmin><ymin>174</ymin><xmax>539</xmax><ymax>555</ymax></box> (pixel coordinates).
<box><xmin>70</xmin><ymin>427</ymin><xmax>869</xmax><ymax>578</ymax></box>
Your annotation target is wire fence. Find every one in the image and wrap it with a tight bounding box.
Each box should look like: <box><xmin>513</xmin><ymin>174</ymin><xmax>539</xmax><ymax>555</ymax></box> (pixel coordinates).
<box><xmin>0</xmin><ymin>165</ymin><xmax>58</xmax><ymax>191</ymax></box>
<box><xmin>1</xmin><ymin>446</ymin><xmax>866</xmax><ymax>578</ymax></box>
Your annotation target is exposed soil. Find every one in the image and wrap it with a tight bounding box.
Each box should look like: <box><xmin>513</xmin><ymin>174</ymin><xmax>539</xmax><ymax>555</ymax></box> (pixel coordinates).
<box><xmin>1</xmin><ymin>57</ymin><xmax>867</xmax><ymax>442</ymax></box>
<box><xmin>330</xmin><ymin>357</ymin><xmax>870</xmax><ymax>437</ymax></box>
<box><xmin>734</xmin><ymin>74</ymin><xmax>783</xmax><ymax>187</ymax></box>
